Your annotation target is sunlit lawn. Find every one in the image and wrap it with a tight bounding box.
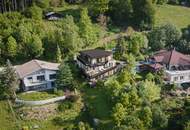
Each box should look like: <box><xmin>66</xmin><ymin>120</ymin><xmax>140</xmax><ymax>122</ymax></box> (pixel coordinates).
<box><xmin>17</xmin><ymin>90</ymin><xmax>64</xmax><ymax>101</ymax></box>
<box><xmin>156</xmin><ymin>4</ymin><xmax>190</xmax><ymax>29</ymax></box>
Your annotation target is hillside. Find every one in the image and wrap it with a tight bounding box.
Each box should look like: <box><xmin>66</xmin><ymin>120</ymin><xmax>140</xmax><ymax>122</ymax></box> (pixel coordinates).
<box><xmin>155</xmin><ymin>4</ymin><xmax>190</xmax><ymax>29</ymax></box>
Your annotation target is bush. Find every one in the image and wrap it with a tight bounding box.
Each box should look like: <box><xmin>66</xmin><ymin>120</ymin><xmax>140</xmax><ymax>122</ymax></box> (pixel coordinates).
<box><xmin>58</xmin><ymin>101</ymin><xmax>73</xmax><ymax>112</ymax></box>
<box><xmin>67</xmin><ymin>95</ymin><xmax>79</xmax><ymax>102</ymax></box>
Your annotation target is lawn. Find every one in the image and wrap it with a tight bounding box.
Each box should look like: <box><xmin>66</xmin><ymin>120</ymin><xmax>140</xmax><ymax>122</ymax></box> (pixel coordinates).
<box><xmin>81</xmin><ymin>85</ymin><xmax>114</xmax><ymax>129</ymax></box>
<box><xmin>155</xmin><ymin>4</ymin><xmax>190</xmax><ymax>29</ymax></box>
<box><xmin>0</xmin><ymin>100</ymin><xmax>18</xmax><ymax>130</ymax></box>
<box><xmin>17</xmin><ymin>90</ymin><xmax>64</xmax><ymax>101</ymax></box>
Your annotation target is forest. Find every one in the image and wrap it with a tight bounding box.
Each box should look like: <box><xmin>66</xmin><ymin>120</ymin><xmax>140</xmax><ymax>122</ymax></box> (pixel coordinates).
<box><xmin>0</xmin><ymin>0</ymin><xmax>190</xmax><ymax>130</ymax></box>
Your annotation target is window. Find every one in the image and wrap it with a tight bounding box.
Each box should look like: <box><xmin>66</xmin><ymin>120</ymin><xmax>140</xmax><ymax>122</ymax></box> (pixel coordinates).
<box><xmin>49</xmin><ymin>74</ymin><xmax>56</xmax><ymax>80</ymax></box>
<box><xmin>37</xmin><ymin>75</ymin><xmax>45</xmax><ymax>81</ymax></box>
<box><xmin>174</xmin><ymin>77</ymin><xmax>178</xmax><ymax>81</ymax></box>
<box><xmin>27</xmin><ymin>77</ymin><xmax>33</xmax><ymax>82</ymax></box>
<box><xmin>180</xmin><ymin>76</ymin><xmax>184</xmax><ymax>80</ymax></box>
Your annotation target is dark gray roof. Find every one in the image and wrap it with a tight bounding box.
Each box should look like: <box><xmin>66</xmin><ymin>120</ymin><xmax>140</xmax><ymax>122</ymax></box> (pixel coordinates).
<box><xmin>80</xmin><ymin>49</ymin><xmax>112</xmax><ymax>58</ymax></box>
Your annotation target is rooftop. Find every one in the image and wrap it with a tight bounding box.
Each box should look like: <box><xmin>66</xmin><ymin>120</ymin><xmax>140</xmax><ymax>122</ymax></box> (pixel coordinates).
<box><xmin>80</xmin><ymin>49</ymin><xmax>112</xmax><ymax>59</ymax></box>
<box><xmin>151</xmin><ymin>49</ymin><xmax>190</xmax><ymax>66</ymax></box>
<box><xmin>15</xmin><ymin>60</ymin><xmax>60</xmax><ymax>79</ymax></box>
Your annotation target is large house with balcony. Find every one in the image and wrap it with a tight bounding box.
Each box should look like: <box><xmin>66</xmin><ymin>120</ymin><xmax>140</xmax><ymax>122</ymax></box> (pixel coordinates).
<box><xmin>140</xmin><ymin>49</ymin><xmax>190</xmax><ymax>85</ymax></box>
<box><xmin>15</xmin><ymin>60</ymin><xmax>60</xmax><ymax>91</ymax></box>
<box><xmin>76</xmin><ymin>49</ymin><xmax>119</xmax><ymax>82</ymax></box>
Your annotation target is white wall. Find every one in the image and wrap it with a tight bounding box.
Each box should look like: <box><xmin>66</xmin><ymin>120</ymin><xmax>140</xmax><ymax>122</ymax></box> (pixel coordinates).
<box><xmin>165</xmin><ymin>70</ymin><xmax>190</xmax><ymax>84</ymax></box>
<box><xmin>23</xmin><ymin>69</ymin><xmax>57</xmax><ymax>87</ymax></box>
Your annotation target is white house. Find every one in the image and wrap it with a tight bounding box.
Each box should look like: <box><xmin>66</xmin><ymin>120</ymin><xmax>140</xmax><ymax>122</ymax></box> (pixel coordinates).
<box><xmin>141</xmin><ymin>49</ymin><xmax>190</xmax><ymax>85</ymax></box>
<box><xmin>15</xmin><ymin>60</ymin><xmax>60</xmax><ymax>91</ymax></box>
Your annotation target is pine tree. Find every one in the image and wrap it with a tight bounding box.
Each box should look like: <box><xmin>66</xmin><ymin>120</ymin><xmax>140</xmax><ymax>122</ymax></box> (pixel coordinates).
<box><xmin>56</xmin><ymin>44</ymin><xmax>62</xmax><ymax>63</ymax></box>
<box><xmin>56</xmin><ymin>62</ymin><xmax>74</xmax><ymax>90</ymax></box>
<box><xmin>79</xmin><ymin>8</ymin><xmax>97</xmax><ymax>47</ymax></box>
<box><xmin>6</xmin><ymin>36</ymin><xmax>17</xmax><ymax>58</ymax></box>
<box><xmin>0</xmin><ymin>60</ymin><xmax>19</xmax><ymax>99</ymax></box>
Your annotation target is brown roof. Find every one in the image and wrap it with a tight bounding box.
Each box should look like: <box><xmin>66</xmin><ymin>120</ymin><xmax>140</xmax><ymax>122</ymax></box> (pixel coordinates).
<box><xmin>152</xmin><ymin>49</ymin><xmax>190</xmax><ymax>66</ymax></box>
<box><xmin>15</xmin><ymin>60</ymin><xmax>60</xmax><ymax>79</ymax></box>
<box><xmin>80</xmin><ymin>49</ymin><xmax>112</xmax><ymax>58</ymax></box>
<box><xmin>148</xmin><ymin>63</ymin><xmax>163</xmax><ymax>69</ymax></box>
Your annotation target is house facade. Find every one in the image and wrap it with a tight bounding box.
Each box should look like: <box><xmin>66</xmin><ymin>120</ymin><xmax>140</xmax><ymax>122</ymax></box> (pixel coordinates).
<box><xmin>15</xmin><ymin>60</ymin><xmax>60</xmax><ymax>91</ymax></box>
<box><xmin>141</xmin><ymin>49</ymin><xmax>190</xmax><ymax>84</ymax></box>
<box><xmin>76</xmin><ymin>49</ymin><xmax>119</xmax><ymax>82</ymax></box>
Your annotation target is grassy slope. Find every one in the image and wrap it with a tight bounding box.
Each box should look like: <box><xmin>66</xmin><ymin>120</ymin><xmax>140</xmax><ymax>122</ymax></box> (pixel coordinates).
<box><xmin>0</xmin><ymin>100</ymin><xmax>18</xmax><ymax>130</ymax></box>
<box><xmin>82</xmin><ymin>86</ymin><xmax>113</xmax><ymax>129</ymax></box>
<box><xmin>155</xmin><ymin>4</ymin><xmax>190</xmax><ymax>29</ymax></box>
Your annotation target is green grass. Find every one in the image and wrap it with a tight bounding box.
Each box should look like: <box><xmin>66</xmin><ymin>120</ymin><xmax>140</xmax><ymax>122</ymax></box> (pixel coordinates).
<box><xmin>155</xmin><ymin>4</ymin><xmax>190</xmax><ymax>29</ymax></box>
<box><xmin>0</xmin><ymin>100</ymin><xmax>18</xmax><ymax>130</ymax></box>
<box><xmin>17</xmin><ymin>90</ymin><xmax>64</xmax><ymax>101</ymax></box>
<box><xmin>82</xmin><ymin>86</ymin><xmax>113</xmax><ymax>128</ymax></box>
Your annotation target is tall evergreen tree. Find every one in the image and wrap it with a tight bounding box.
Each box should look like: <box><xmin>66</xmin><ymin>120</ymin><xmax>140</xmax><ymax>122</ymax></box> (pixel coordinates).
<box><xmin>79</xmin><ymin>8</ymin><xmax>97</xmax><ymax>47</ymax></box>
<box><xmin>6</xmin><ymin>36</ymin><xmax>17</xmax><ymax>58</ymax></box>
<box><xmin>0</xmin><ymin>60</ymin><xmax>19</xmax><ymax>99</ymax></box>
<box><xmin>56</xmin><ymin>44</ymin><xmax>62</xmax><ymax>63</ymax></box>
<box><xmin>56</xmin><ymin>61</ymin><xmax>74</xmax><ymax>90</ymax></box>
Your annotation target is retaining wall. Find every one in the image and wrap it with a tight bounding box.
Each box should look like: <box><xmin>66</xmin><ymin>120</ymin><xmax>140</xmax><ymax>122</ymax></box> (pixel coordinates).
<box><xmin>15</xmin><ymin>96</ymin><xmax>66</xmax><ymax>106</ymax></box>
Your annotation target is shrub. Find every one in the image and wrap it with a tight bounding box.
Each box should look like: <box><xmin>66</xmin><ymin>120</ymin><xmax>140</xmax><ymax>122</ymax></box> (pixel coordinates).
<box><xmin>58</xmin><ymin>101</ymin><xmax>73</xmax><ymax>112</ymax></box>
<box><xmin>67</xmin><ymin>95</ymin><xmax>80</xmax><ymax>102</ymax></box>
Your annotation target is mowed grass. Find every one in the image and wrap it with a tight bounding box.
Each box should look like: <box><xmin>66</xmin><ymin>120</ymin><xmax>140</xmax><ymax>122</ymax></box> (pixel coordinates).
<box><xmin>17</xmin><ymin>90</ymin><xmax>64</xmax><ymax>101</ymax></box>
<box><xmin>0</xmin><ymin>100</ymin><xmax>18</xmax><ymax>130</ymax></box>
<box><xmin>155</xmin><ymin>4</ymin><xmax>190</xmax><ymax>29</ymax></box>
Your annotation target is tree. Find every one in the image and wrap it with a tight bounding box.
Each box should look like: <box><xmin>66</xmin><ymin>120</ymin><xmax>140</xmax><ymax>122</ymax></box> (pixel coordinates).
<box><xmin>184</xmin><ymin>121</ymin><xmax>190</xmax><ymax>130</ymax></box>
<box><xmin>56</xmin><ymin>44</ymin><xmax>62</xmax><ymax>63</ymax></box>
<box><xmin>88</xmin><ymin>0</ymin><xmax>109</xmax><ymax>17</ymax></box>
<box><xmin>119</xmin><ymin>89</ymin><xmax>140</xmax><ymax>113</ymax></box>
<box><xmin>139</xmin><ymin>106</ymin><xmax>153</xmax><ymax>128</ymax></box>
<box><xmin>146</xmin><ymin>73</ymin><xmax>155</xmax><ymax>81</ymax></box>
<box><xmin>24</xmin><ymin>5</ymin><xmax>42</xmax><ymax>20</ymax></box>
<box><xmin>56</xmin><ymin>61</ymin><xmax>74</xmax><ymax>90</ymax></box>
<box><xmin>152</xmin><ymin>105</ymin><xmax>168</xmax><ymax>128</ymax></box>
<box><xmin>128</xmin><ymin>32</ymin><xmax>148</xmax><ymax>56</ymax></box>
<box><xmin>148</xmin><ymin>24</ymin><xmax>181</xmax><ymax>51</ymax></box>
<box><xmin>35</xmin><ymin>0</ymin><xmax>50</xmax><ymax>8</ymax></box>
<box><xmin>0</xmin><ymin>60</ymin><xmax>19</xmax><ymax>99</ymax></box>
<box><xmin>6</xmin><ymin>36</ymin><xmax>17</xmax><ymax>58</ymax></box>
<box><xmin>109</xmin><ymin>0</ymin><xmax>133</xmax><ymax>24</ymax></box>
<box><xmin>104</xmin><ymin>78</ymin><xmax>122</xmax><ymax>100</ymax></box>
<box><xmin>125</xmin><ymin>116</ymin><xmax>145</xmax><ymax>130</ymax></box>
<box><xmin>112</xmin><ymin>103</ymin><xmax>127</xmax><ymax>127</ymax></box>
<box><xmin>156</xmin><ymin>0</ymin><xmax>168</xmax><ymax>4</ymax></box>
<box><xmin>79</xmin><ymin>8</ymin><xmax>97</xmax><ymax>47</ymax></box>
<box><xmin>132</xmin><ymin>0</ymin><xmax>156</xmax><ymax>29</ymax></box>
<box><xmin>138</xmin><ymin>80</ymin><xmax>161</xmax><ymax>102</ymax></box>
<box><xmin>57</xmin><ymin>15</ymin><xmax>82</xmax><ymax>55</ymax></box>
<box><xmin>114</xmin><ymin>38</ymin><xmax>128</xmax><ymax>60</ymax></box>
<box><xmin>27</xmin><ymin>34</ymin><xmax>43</xmax><ymax>58</ymax></box>
<box><xmin>77</xmin><ymin>122</ymin><xmax>93</xmax><ymax>130</ymax></box>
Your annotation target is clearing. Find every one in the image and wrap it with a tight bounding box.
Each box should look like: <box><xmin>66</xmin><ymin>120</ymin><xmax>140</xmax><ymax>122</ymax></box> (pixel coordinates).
<box><xmin>155</xmin><ymin>4</ymin><xmax>190</xmax><ymax>29</ymax></box>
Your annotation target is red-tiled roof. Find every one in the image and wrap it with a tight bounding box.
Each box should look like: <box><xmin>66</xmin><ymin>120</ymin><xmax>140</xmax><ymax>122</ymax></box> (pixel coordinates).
<box><xmin>152</xmin><ymin>49</ymin><xmax>190</xmax><ymax>66</ymax></box>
